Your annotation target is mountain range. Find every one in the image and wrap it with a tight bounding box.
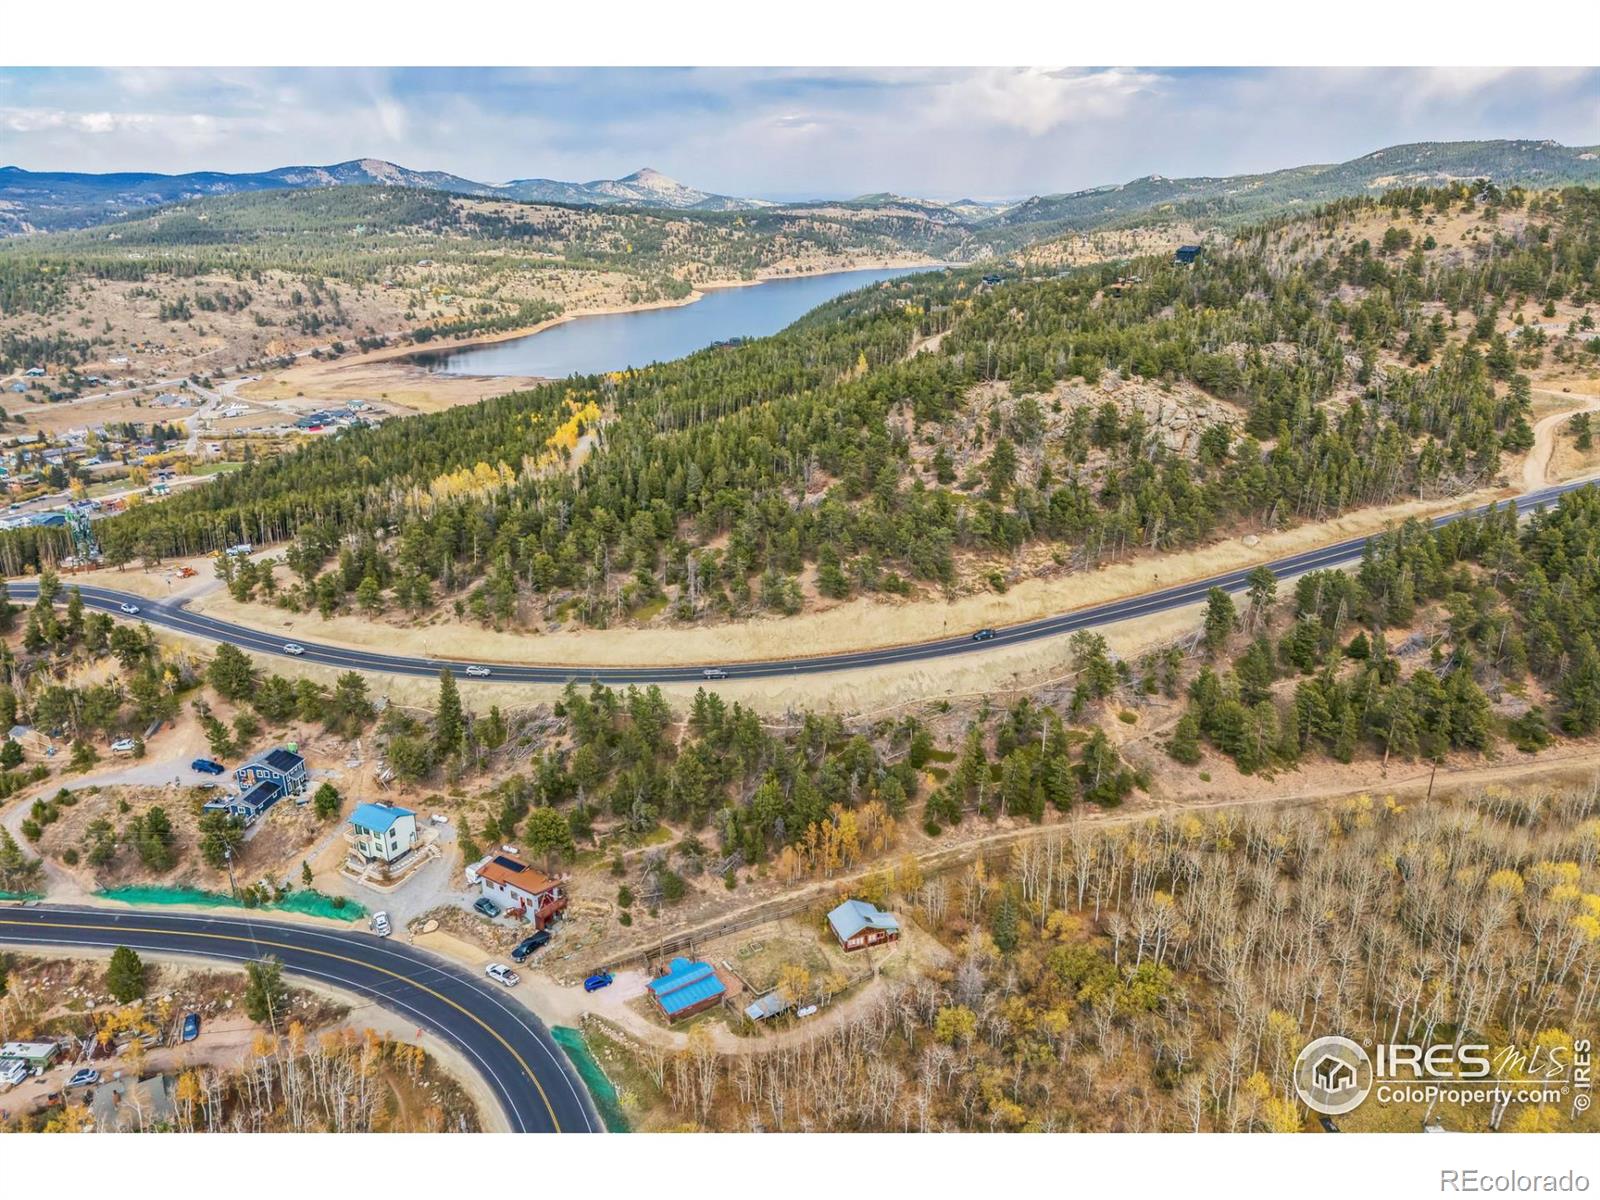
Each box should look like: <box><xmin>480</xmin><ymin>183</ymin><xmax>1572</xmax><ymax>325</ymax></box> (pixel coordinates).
<box><xmin>2</xmin><ymin>139</ymin><xmax>1596</xmax><ymax>237</ymax></box>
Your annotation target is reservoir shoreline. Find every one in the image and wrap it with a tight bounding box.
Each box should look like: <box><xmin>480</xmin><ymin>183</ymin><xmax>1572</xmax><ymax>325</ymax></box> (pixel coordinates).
<box><xmin>409</xmin><ymin>259</ymin><xmax>944</xmax><ymax>379</ymax></box>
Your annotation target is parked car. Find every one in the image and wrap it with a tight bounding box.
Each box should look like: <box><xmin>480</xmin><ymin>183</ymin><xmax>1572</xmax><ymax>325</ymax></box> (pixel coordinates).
<box><xmin>583</xmin><ymin>971</ymin><xmax>614</xmax><ymax>992</ymax></box>
<box><xmin>110</xmin><ymin>737</ymin><xmax>136</xmax><ymax>754</ymax></box>
<box><xmin>190</xmin><ymin>758</ymin><xmax>226</xmax><ymax>775</ymax></box>
<box><xmin>510</xmin><ymin>929</ymin><xmax>552</xmax><ymax>962</ymax></box>
<box><xmin>473</xmin><ymin>897</ymin><xmax>501</xmax><ymax>919</ymax></box>
<box><xmin>971</xmin><ymin>628</ymin><xmax>997</xmax><ymax>642</ymax></box>
<box><xmin>118</xmin><ymin>602</ymin><xmax>140</xmax><ymax>615</ymax></box>
<box><xmin>282</xmin><ymin>643</ymin><xmax>305</xmax><ymax>655</ymax></box>
<box><xmin>66</xmin><ymin>1068</ymin><xmax>100</xmax><ymax>1088</ymax></box>
<box><xmin>181</xmin><ymin>1013</ymin><xmax>200</xmax><ymax>1043</ymax></box>
<box><xmin>464</xmin><ymin>665</ymin><xmax>492</xmax><ymax>677</ymax></box>
<box><xmin>484</xmin><ymin>963</ymin><xmax>519</xmax><ymax>988</ymax></box>
<box><xmin>429</xmin><ymin>813</ymin><xmax>450</xmax><ymax>825</ymax></box>
<box><xmin>701</xmin><ymin>667</ymin><xmax>729</xmax><ymax>680</ymax></box>
<box><xmin>370</xmin><ymin>911</ymin><xmax>392</xmax><ymax>937</ymax></box>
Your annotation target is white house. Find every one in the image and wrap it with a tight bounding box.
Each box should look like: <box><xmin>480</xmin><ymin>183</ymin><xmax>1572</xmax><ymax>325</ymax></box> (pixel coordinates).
<box><xmin>346</xmin><ymin>802</ymin><xmax>418</xmax><ymax>865</ymax></box>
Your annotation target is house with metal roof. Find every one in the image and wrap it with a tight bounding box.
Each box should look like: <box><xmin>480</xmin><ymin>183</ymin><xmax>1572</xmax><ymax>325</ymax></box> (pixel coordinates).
<box><xmin>647</xmin><ymin>957</ymin><xmax>726</xmax><ymax>1022</ymax></box>
<box><xmin>1174</xmin><ymin>244</ymin><xmax>1203</xmax><ymax>265</ymax></box>
<box><xmin>346</xmin><ymin>802</ymin><xmax>418</xmax><ymax>865</ymax></box>
<box><xmin>826</xmin><ymin>898</ymin><xmax>902</xmax><ymax>951</ymax></box>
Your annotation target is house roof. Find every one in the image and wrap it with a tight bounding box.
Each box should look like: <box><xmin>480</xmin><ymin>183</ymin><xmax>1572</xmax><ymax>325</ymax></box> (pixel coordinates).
<box><xmin>478</xmin><ymin>854</ymin><xmax>556</xmax><ymax>895</ymax></box>
<box><xmin>348</xmin><ymin>802</ymin><xmax>415</xmax><ymax>833</ymax></box>
<box><xmin>91</xmin><ymin>1074</ymin><xmax>175</xmax><ymax>1131</ymax></box>
<box><xmin>827</xmin><ymin>899</ymin><xmax>900</xmax><ymax>941</ymax></box>
<box><xmin>648</xmin><ymin>957</ymin><xmax>725</xmax><ymax>1016</ymax></box>
<box><xmin>239</xmin><ymin>779</ymin><xmax>280</xmax><ymax>811</ymax></box>
<box><xmin>260</xmin><ymin>747</ymin><xmax>305</xmax><ymax>773</ymax></box>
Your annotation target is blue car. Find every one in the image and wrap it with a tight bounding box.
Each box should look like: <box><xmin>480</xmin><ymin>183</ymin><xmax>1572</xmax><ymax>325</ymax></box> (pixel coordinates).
<box><xmin>182</xmin><ymin>1013</ymin><xmax>200</xmax><ymax>1042</ymax></box>
<box><xmin>583</xmin><ymin>971</ymin><xmax>614</xmax><ymax>993</ymax></box>
<box><xmin>190</xmin><ymin>758</ymin><xmax>225</xmax><ymax>775</ymax></box>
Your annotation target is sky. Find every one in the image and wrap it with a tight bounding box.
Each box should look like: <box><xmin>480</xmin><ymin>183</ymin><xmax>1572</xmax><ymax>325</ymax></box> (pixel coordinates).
<box><xmin>2</xmin><ymin>67</ymin><xmax>1597</xmax><ymax>200</ymax></box>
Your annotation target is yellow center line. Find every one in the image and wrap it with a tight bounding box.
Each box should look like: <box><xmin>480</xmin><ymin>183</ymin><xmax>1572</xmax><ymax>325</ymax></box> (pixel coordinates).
<box><xmin>0</xmin><ymin>916</ymin><xmax>562</xmax><ymax>1131</ymax></box>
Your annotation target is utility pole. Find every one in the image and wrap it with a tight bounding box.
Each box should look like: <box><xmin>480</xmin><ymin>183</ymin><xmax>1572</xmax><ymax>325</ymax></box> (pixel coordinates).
<box><xmin>223</xmin><ymin>846</ymin><xmax>238</xmax><ymax>901</ymax></box>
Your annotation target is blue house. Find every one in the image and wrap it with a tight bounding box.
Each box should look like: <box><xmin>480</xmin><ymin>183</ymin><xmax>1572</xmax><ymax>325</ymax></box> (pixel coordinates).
<box><xmin>204</xmin><ymin>747</ymin><xmax>308</xmax><ymax>824</ymax></box>
<box><xmin>647</xmin><ymin>957</ymin><xmax>726</xmax><ymax>1022</ymax></box>
<box><xmin>234</xmin><ymin>747</ymin><xmax>308</xmax><ymax>800</ymax></box>
<box><xmin>1174</xmin><ymin>245</ymin><xmax>1202</xmax><ymax>265</ymax></box>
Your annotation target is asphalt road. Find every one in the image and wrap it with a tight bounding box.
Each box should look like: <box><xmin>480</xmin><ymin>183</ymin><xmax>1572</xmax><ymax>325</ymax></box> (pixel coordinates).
<box><xmin>0</xmin><ymin>904</ymin><xmax>599</xmax><ymax>1134</ymax></box>
<box><xmin>6</xmin><ymin>479</ymin><xmax>1594</xmax><ymax>684</ymax></box>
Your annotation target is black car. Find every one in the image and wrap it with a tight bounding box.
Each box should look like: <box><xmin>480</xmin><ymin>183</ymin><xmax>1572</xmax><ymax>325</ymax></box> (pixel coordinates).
<box><xmin>971</xmin><ymin>628</ymin><xmax>997</xmax><ymax>642</ymax></box>
<box><xmin>510</xmin><ymin>929</ymin><xmax>553</xmax><ymax>962</ymax></box>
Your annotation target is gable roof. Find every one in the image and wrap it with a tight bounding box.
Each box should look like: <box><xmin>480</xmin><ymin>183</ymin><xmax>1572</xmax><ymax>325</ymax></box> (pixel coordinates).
<box><xmin>827</xmin><ymin>899</ymin><xmax>900</xmax><ymax>941</ymax></box>
<box><xmin>478</xmin><ymin>854</ymin><xmax>556</xmax><ymax>895</ymax></box>
<box><xmin>348</xmin><ymin>802</ymin><xmax>415</xmax><ymax>833</ymax></box>
<box><xmin>647</xmin><ymin>957</ymin><xmax>725</xmax><ymax>1016</ymax></box>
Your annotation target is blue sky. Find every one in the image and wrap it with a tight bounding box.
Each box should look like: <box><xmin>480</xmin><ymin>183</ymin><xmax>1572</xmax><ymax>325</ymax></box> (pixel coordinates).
<box><xmin>2</xmin><ymin>67</ymin><xmax>1596</xmax><ymax>199</ymax></box>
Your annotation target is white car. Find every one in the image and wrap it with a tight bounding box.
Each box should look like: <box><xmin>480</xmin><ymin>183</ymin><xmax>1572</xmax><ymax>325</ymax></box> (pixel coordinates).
<box><xmin>283</xmin><ymin>643</ymin><xmax>305</xmax><ymax>656</ymax></box>
<box><xmin>464</xmin><ymin>665</ymin><xmax>492</xmax><ymax>677</ymax></box>
<box><xmin>485</xmin><ymin>963</ymin><xmax>519</xmax><ymax>988</ymax></box>
<box><xmin>370</xmin><ymin>912</ymin><xmax>392</xmax><ymax>937</ymax></box>
<box><xmin>430</xmin><ymin>813</ymin><xmax>450</xmax><ymax>825</ymax></box>
<box><xmin>118</xmin><ymin>602</ymin><xmax>140</xmax><ymax>615</ymax></box>
<box><xmin>110</xmin><ymin>738</ymin><xmax>136</xmax><ymax>753</ymax></box>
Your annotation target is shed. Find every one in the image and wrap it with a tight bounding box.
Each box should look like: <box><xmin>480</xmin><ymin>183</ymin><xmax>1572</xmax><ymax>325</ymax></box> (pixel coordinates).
<box><xmin>744</xmin><ymin>991</ymin><xmax>792</xmax><ymax>1022</ymax></box>
<box><xmin>647</xmin><ymin>957</ymin><xmax>726</xmax><ymax>1022</ymax></box>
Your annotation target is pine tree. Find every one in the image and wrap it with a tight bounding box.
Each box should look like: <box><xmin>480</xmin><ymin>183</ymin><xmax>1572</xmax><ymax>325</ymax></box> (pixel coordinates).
<box><xmin>1168</xmin><ymin>712</ymin><xmax>1202</xmax><ymax>765</ymax></box>
<box><xmin>106</xmin><ymin>946</ymin><xmax>146</xmax><ymax>1003</ymax></box>
<box><xmin>435</xmin><ymin>668</ymin><xmax>464</xmax><ymax>757</ymax></box>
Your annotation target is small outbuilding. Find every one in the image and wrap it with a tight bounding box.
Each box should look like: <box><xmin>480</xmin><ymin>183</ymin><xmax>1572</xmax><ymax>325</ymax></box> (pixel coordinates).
<box><xmin>827</xmin><ymin>898</ymin><xmax>901</xmax><ymax>952</ymax></box>
<box><xmin>1173</xmin><ymin>244</ymin><xmax>1202</xmax><ymax>265</ymax></box>
<box><xmin>0</xmin><ymin>1040</ymin><xmax>59</xmax><ymax>1069</ymax></box>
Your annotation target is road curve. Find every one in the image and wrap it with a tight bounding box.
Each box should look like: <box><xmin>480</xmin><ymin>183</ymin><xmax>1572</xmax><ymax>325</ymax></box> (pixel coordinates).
<box><xmin>0</xmin><ymin>904</ymin><xmax>599</xmax><ymax>1134</ymax></box>
<box><xmin>7</xmin><ymin>479</ymin><xmax>1595</xmax><ymax>685</ymax></box>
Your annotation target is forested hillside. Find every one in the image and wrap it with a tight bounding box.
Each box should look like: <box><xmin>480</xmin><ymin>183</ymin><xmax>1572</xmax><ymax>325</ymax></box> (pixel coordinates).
<box><xmin>12</xmin><ymin>184</ymin><xmax>1592</xmax><ymax>634</ymax></box>
<box><xmin>639</xmin><ymin>781</ymin><xmax>1600</xmax><ymax>1132</ymax></box>
<box><xmin>0</xmin><ymin>184</ymin><xmax>968</xmax><ymax>377</ymax></box>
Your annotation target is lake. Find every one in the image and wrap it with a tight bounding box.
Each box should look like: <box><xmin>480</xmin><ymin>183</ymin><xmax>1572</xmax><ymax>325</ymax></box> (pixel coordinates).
<box><xmin>415</xmin><ymin>265</ymin><xmax>933</xmax><ymax>378</ymax></box>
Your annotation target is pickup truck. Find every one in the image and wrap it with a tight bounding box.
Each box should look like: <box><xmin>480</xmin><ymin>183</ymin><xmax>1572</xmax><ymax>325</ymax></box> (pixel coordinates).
<box><xmin>190</xmin><ymin>758</ymin><xmax>226</xmax><ymax>775</ymax></box>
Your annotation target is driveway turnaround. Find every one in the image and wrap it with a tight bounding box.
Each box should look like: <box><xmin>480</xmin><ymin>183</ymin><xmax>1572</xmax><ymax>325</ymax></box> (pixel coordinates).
<box><xmin>6</xmin><ymin>478</ymin><xmax>1594</xmax><ymax>684</ymax></box>
<box><xmin>0</xmin><ymin>904</ymin><xmax>599</xmax><ymax>1134</ymax></box>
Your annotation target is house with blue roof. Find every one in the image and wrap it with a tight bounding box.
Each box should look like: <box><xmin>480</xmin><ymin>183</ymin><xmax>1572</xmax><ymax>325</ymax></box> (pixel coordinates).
<box><xmin>647</xmin><ymin>956</ymin><xmax>727</xmax><ymax>1022</ymax></box>
<box><xmin>827</xmin><ymin>898</ymin><xmax>901</xmax><ymax>952</ymax></box>
<box><xmin>346</xmin><ymin>802</ymin><xmax>419</xmax><ymax>866</ymax></box>
<box><xmin>1173</xmin><ymin>244</ymin><xmax>1203</xmax><ymax>265</ymax></box>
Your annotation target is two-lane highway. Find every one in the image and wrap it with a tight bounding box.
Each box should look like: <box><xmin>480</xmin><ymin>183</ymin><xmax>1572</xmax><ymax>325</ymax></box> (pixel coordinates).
<box><xmin>6</xmin><ymin>478</ymin><xmax>1594</xmax><ymax>684</ymax></box>
<box><xmin>0</xmin><ymin>905</ymin><xmax>599</xmax><ymax>1133</ymax></box>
